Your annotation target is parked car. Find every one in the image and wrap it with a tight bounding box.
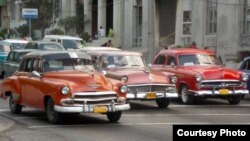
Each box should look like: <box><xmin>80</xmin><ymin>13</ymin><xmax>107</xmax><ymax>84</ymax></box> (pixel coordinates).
<box><xmin>238</xmin><ymin>57</ymin><xmax>250</xmax><ymax>93</ymax></box>
<box><xmin>24</xmin><ymin>41</ymin><xmax>65</xmax><ymax>51</ymax></box>
<box><xmin>0</xmin><ymin>41</ymin><xmax>12</xmax><ymax>62</ymax></box>
<box><xmin>4</xmin><ymin>39</ymin><xmax>28</xmax><ymax>49</ymax></box>
<box><xmin>0</xmin><ymin>49</ymin><xmax>35</xmax><ymax>78</ymax></box>
<box><xmin>0</xmin><ymin>51</ymin><xmax>130</xmax><ymax>124</ymax></box>
<box><xmin>83</xmin><ymin>48</ymin><xmax>178</xmax><ymax>108</ymax></box>
<box><xmin>153</xmin><ymin>48</ymin><xmax>249</xmax><ymax>105</ymax></box>
<box><xmin>43</xmin><ymin>35</ymin><xmax>86</xmax><ymax>50</ymax></box>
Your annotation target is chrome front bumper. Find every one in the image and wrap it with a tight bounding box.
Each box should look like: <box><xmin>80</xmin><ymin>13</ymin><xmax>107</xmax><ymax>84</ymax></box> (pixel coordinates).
<box><xmin>126</xmin><ymin>92</ymin><xmax>178</xmax><ymax>99</ymax></box>
<box><xmin>54</xmin><ymin>103</ymin><xmax>130</xmax><ymax>113</ymax></box>
<box><xmin>189</xmin><ymin>89</ymin><xmax>249</xmax><ymax>96</ymax></box>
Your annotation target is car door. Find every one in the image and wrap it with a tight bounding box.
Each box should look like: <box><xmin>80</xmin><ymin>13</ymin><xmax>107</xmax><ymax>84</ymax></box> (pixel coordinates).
<box><xmin>24</xmin><ymin>58</ymin><xmax>45</xmax><ymax>108</ymax></box>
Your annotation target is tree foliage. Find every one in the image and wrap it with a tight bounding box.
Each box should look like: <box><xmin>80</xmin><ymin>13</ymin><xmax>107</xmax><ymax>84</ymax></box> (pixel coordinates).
<box><xmin>22</xmin><ymin>0</ymin><xmax>54</xmax><ymax>36</ymax></box>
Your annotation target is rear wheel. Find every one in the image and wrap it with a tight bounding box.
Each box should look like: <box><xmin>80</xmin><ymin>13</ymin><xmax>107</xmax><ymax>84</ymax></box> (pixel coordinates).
<box><xmin>46</xmin><ymin>98</ymin><xmax>63</xmax><ymax>124</ymax></box>
<box><xmin>107</xmin><ymin>111</ymin><xmax>122</xmax><ymax>122</ymax></box>
<box><xmin>228</xmin><ymin>96</ymin><xmax>241</xmax><ymax>105</ymax></box>
<box><xmin>180</xmin><ymin>85</ymin><xmax>194</xmax><ymax>104</ymax></box>
<box><xmin>9</xmin><ymin>94</ymin><xmax>22</xmax><ymax>114</ymax></box>
<box><xmin>156</xmin><ymin>98</ymin><xmax>170</xmax><ymax>108</ymax></box>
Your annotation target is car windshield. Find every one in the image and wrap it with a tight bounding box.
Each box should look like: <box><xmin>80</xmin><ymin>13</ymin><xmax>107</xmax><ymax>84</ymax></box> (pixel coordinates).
<box><xmin>101</xmin><ymin>55</ymin><xmax>145</xmax><ymax>69</ymax></box>
<box><xmin>44</xmin><ymin>58</ymin><xmax>94</xmax><ymax>72</ymax></box>
<box><xmin>0</xmin><ymin>45</ymin><xmax>11</xmax><ymax>52</ymax></box>
<box><xmin>11</xmin><ymin>43</ymin><xmax>27</xmax><ymax>49</ymax></box>
<box><xmin>178</xmin><ymin>54</ymin><xmax>220</xmax><ymax>66</ymax></box>
<box><xmin>40</xmin><ymin>43</ymin><xmax>64</xmax><ymax>50</ymax></box>
<box><xmin>63</xmin><ymin>39</ymin><xmax>84</xmax><ymax>49</ymax></box>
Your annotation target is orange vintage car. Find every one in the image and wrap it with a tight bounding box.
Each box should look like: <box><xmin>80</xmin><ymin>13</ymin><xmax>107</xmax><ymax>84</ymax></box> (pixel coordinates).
<box><xmin>82</xmin><ymin>49</ymin><xmax>178</xmax><ymax>108</ymax></box>
<box><xmin>153</xmin><ymin>48</ymin><xmax>249</xmax><ymax>104</ymax></box>
<box><xmin>0</xmin><ymin>51</ymin><xmax>130</xmax><ymax>124</ymax></box>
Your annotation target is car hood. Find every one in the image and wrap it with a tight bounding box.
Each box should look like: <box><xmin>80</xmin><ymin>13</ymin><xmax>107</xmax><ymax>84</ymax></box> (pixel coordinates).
<box><xmin>43</xmin><ymin>71</ymin><xmax>112</xmax><ymax>92</ymax></box>
<box><xmin>181</xmin><ymin>65</ymin><xmax>242</xmax><ymax>80</ymax></box>
<box><xmin>106</xmin><ymin>69</ymin><xmax>172</xmax><ymax>84</ymax></box>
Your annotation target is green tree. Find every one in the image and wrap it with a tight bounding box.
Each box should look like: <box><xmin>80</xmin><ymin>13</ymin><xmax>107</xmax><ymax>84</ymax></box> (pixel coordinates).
<box><xmin>22</xmin><ymin>0</ymin><xmax>54</xmax><ymax>37</ymax></box>
<box><xmin>58</xmin><ymin>16</ymin><xmax>84</xmax><ymax>35</ymax></box>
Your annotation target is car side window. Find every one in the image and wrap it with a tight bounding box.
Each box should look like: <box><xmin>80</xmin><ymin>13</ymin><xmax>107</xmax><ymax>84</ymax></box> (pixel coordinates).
<box><xmin>242</xmin><ymin>60</ymin><xmax>250</xmax><ymax>70</ymax></box>
<box><xmin>25</xmin><ymin>42</ymin><xmax>33</xmax><ymax>49</ymax></box>
<box><xmin>155</xmin><ymin>55</ymin><xmax>166</xmax><ymax>65</ymax></box>
<box><xmin>7</xmin><ymin>52</ymin><xmax>14</xmax><ymax>61</ymax></box>
<box><xmin>166</xmin><ymin>56</ymin><xmax>176</xmax><ymax>66</ymax></box>
<box><xmin>24</xmin><ymin>58</ymin><xmax>34</xmax><ymax>72</ymax></box>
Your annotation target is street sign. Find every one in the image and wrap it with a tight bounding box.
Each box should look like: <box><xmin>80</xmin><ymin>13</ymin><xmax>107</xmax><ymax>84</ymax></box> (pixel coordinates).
<box><xmin>22</xmin><ymin>8</ymin><xmax>38</xmax><ymax>19</ymax></box>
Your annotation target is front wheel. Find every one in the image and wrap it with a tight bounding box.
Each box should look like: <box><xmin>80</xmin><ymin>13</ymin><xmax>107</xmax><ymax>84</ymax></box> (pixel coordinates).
<box><xmin>9</xmin><ymin>94</ymin><xmax>22</xmax><ymax>114</ymax></box>
<box><xmin>46</xmin><ymin>98</ymin><xmax>63</xmax><ymax>124</ymax></box>
<box><xmin>180</xmin><ymin>85</ymin><xmax>194</xmax><ymax>104</ymax></box>
<box><xmin>228</xmin><ymin>96</ymin><xmax>241</xmax><ymax>105</ymax></box>
<box><xmin>106</xmin><ymin>111</ymin><xmax>122</xmax><ymax>122</ymax></box>
<box><xmin>156</xmin><ymin>98</ymin><xmax>170</xmax><ymax>108</ymax></box>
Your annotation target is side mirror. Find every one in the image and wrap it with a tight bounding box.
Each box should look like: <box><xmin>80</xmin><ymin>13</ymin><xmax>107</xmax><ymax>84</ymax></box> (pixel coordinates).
<box><xmin>170</xmin><ymin>62</ymin><xmax>176</xmax><ymax>68</ymax></box>
<box><xmin>102</xmin><ymin>70</ymin><xmax>107</xmax><ymax>76</ymax></box>
<box><xmin>145</xmin><ymin>64</ymin><xmax>152</xmax><ymax>73</ymax></box>
<box><xmin>31</xmin><ymin>71</ymin><xmax>41</xmax><ymax>78</ymax></box>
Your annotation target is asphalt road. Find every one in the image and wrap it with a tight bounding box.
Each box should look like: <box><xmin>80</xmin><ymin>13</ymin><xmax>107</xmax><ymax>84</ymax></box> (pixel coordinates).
<box><xmin>1</xmin><ymin>96</ymin><xmax>250</xmax><ymax>141</ymax></box>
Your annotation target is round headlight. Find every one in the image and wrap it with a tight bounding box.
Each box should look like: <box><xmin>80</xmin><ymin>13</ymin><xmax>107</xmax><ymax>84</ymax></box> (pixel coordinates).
<box><xmin>120</xmin><ymin>76</ymin><xmax>128</xmax><ymax>83</ymax></box>
<box><xmin>61</xmin><ymin>86</ymin><xmax>70</xmax><ymax>95</ymax></box>
<box><xmin>120</xmin><ymin>85</ymin><xmax>128</xmax><ymax>93</ymax></box>
<box><xmin>171</xmin><ymin>76</ymin><xmax>178</xmax><ymax>84</ymax></box>
<box><xmin>195</xmin><ymin>75</ymin><xmax>202</xmax><ymax>82</ymax></box>
<box><xmin>242</xmin><ymin>73</ymin><xmax>249</xmax><ymax>82</ymax></box>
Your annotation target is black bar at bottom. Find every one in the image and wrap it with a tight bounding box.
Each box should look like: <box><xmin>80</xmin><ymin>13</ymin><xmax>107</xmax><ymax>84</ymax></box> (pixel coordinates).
<box><xmin>173</xmin><ymin>124</ymin><xmax>250</xmax><ymax>141</ymax></box>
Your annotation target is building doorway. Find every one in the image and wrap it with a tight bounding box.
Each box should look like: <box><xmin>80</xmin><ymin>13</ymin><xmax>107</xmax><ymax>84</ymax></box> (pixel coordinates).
<box><xmin>92</xmin><ymin>0</ymin><xmax>98</xmax><ymax>38</ymax></box>
<box><xmin>157</xmin><ymin>0</ymin><xmax>177</xmax><ymax>46</ymax></box>
<box><xmin>106</xmin><ymin>0</ymin><xmax>113</xmax><ymax>36</ymax></box>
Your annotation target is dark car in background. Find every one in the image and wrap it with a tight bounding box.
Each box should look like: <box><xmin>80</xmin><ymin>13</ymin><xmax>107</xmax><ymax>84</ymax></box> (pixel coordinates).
<box><xmin>24</xmin><ymin>41</ymin><xmax>65</xmax><ymax>51</ymax></box>
<box><xmin>0</xmin><ymin>49</ymin><xmax>35</xmax><ymax>78</ymax></box>
<box><xmin>238</xmin><ymin>57</ymin><xmax>250</xmax><ymax>94</ymax></box>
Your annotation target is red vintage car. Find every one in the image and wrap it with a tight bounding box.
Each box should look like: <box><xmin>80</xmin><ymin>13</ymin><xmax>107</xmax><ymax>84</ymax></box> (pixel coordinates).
<box><xmin>0</xmin><ymin>51</ymin><xmax>130</xmax><ymax>124</ymax></box>
<box><xmin>83</xmin><ymin>49</ymin><xmax>178</xmax><ymax>108</ymax></box>
<box><xmin>153</xmin><ymin>48</ymin><xmax>249</xmax><ymax>104</ymax></box>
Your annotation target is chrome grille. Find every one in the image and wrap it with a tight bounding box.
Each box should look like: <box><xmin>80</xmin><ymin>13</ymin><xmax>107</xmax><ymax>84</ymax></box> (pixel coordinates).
<box><xmin>72</xmin><ymin>91</ymin><xmax>118</xmax><ymax>105</ymax></box>
<box><xmin>127</xmin><ymin>84</ymin><xmax>171</xmax><ymax>93</ymax></box>
<box><xmin>200</xmin><ymin>80</ymin><xmax>243</xmax><ymax>89</ymax></box>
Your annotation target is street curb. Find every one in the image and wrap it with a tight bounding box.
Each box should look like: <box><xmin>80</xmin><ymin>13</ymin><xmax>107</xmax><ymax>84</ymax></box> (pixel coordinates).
<box><xmin>0</xmin><ymin>116</ymin><xmax>15</xmax><ymax>132</ymax></box>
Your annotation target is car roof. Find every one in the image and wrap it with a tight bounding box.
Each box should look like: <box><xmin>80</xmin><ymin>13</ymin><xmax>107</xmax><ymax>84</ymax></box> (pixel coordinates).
<box><xmin>159</xmin><ymin>48</ymin><xmax>215</xmax><ymax>55</ymax></box>
<box><xmin>0</xmin><ymin>41</ymin><xmax>12</xmax><ymax>46</ymax></box>
<box><xmin>4</xmin><ymin>39</ymin><xmax>28</xmax><ymax>44</ymax></box>
<box><xmin>9</xmin><ymin>49</ymin><xmax>36</xmax><ymax>53</ymax></box>
<box><xmin>80</xmin><ymin>47</ymin><xmax>121</xmax><ymax>52</ymax></box>
<box><xmin>86</xmin><ymin>50</ymin><xmax>142</xmax><ymax>56</ymax></box>
<box><xmin>27</xmin><ymin>40</ymin><xmax>62</xmax><ymax>44</ymax></box>
<box><xmin>44</xmin><ymin>35</ymin><xmax>83</xmax><ymax>40</ymax></box>
<box><xmin>24</xmin><ymin>51</ymin><xmax>91</xmax><ymax>59</ymax></box>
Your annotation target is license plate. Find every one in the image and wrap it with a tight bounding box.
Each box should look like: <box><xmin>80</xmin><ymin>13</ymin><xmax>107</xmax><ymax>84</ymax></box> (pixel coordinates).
<box><xmin>93</xmin><ymin>106</ymin><xmax>108</xmax><ymax>113</ymax></box>
<box><xmin>219</xmin><ymin>89</ymin><xmax>229</xmax><ymax>95</ymax></box>
<box><xmin>146</xmin><ymin>92</ymin><xmax>157</xmax><ymax>99</ymax></box>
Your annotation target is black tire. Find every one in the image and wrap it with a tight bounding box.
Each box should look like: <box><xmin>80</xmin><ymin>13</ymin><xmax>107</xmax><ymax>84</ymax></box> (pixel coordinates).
<box><xmin>46</xmin><ymin>98</ymin><xmax>63</xmax><ymax>124</ymax></box>
<box><xmin>180</xmin><ymin>85</ymin><xmax>194</xmax><ymax>104</ymax></box>
<box><xmin>9</xmin><ymin>94</ymin><xmax>22</xmax><ymax>114</ymax></box>
<box><xmin>107</xmin><ymin>111</ymin><xmax>122</xmax><ymax>122</ymax></box>
<box><xmin>228</xmin><ymin>96</ymin><xmax>241</xmax><ymax>105</ymax></box>
<box><xmin>156</xmin><ymin>98</ymin><xmax>170</xmax><ymax>108</ymax></box>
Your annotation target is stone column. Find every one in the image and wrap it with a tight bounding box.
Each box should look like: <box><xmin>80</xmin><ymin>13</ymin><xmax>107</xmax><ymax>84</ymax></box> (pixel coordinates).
<box><xmin>98</xmin><ymin>0</ymin><xmax>107</xmax><ymax>35</ymax></box>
